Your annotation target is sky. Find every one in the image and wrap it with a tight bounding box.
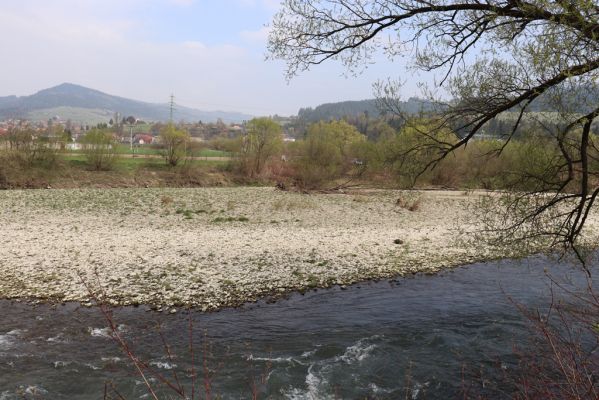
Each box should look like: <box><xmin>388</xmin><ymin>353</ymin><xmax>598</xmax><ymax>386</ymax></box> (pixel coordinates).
<box><xmin>0</xmin><ymin>0</ymin><xmax>429</xmax><ymax>116</ymax></box>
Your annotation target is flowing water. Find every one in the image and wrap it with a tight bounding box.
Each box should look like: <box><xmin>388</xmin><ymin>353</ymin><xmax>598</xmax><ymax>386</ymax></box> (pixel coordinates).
<box><xmin>0</xmin><ymin>255</ymin><xmax>594</xmax><ymax>399</ymax></box>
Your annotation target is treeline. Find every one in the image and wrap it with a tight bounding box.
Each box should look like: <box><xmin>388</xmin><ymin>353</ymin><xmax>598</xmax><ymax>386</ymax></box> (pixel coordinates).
<box><xmin>221</xmin><ymin>117</ymin><xmax>598</xmax><ymax>193</ymax></box>
<box><xmin>293</xmin><ymin>88</ymin><xmax>599</xmax><ymax>139</ymax></box>
<box><xmin>0</xmin><ymin>124</ymin><xmax>190</xmax><ymax>169</ymax></box>
<box><xmin>293</xmin><ymin>110</ymin><xmax>599</xmax><ymax>141</ymax></box>
<box><xmin>2</xmin><ymin>115</ymin><xmax>597</xmax><ymax>192</ymax></box>
<box><xmin>297</xmin><ymin>98</ymin><xmax>434</xmax><ymax>124</ymax></box>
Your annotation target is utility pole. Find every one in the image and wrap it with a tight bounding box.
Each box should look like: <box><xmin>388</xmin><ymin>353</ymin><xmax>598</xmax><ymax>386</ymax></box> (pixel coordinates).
<box><xmin>114</xmin><ymin>112</ymin><xmax>121</xmax><ymax>136</ymax></box>
<box><xmin>130</xmin><ymin>124</ymin><xmax>134</xmax><ymax>155</ymax></box>
<box><xmin>168</xmin><ymin>94</ymin><xmax>186</xmax><ymax>158</ymax></box>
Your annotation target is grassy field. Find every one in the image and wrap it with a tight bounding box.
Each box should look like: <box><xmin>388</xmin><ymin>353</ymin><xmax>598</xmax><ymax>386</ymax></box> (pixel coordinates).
<box><xmin>27</xmin><ymin>107</ymin><xmax>114</xmax><ymax>126</ymax></box>
<box><xmin>69</xmin><ymin>145</ymin><xmax>230</xmax><ymax>158</ymax></box>
<box><xmin>61</xmin><ymin>154</ymin><xmax>229</xmax><ymax>171</ymax></box>
<box><xmin>0</xmin><ymin>150</ymin><xmax>233</xmax><ymax>189</ymax></box>
<box><xmin>192</xmin><ymin>148</ymin><xmax>232</xmax><ymax>158</ymax></box>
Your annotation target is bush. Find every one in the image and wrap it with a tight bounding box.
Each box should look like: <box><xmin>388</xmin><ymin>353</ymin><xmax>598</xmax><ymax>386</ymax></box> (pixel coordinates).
<box><xmin>291</xmin><ymin>120</ymin><xmax>366</xmax><ymax>189</ymax></box>
<box><xmin>375</xmin><ymin>120</ymin><xmax>458</xmax><ymax>188</ymax></box>
<box><xmin>82</xmin><ymin>129</ymin><xmax>118</xmax><ymax>171</ymax></box>
<box><xmin>236</xmin><ymin>118</ymin><xmax>283</xmax><ymax>177</ymax></box>
<box><xmin>159</xmin><ymin>124</ymin><xmax>190</xmax><ymax>166</ymax></box>
<box><xmin>4</xmin><ymin>128</ymin><xmax>61</xmax><ymax>168</ymax></box>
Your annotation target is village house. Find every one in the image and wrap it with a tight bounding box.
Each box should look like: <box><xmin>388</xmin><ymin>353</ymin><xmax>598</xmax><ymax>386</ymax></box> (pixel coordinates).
<box><xmin>133</xmin><ymin>133</ymin><xmax>154</xmax><ymax>145</ymax></box>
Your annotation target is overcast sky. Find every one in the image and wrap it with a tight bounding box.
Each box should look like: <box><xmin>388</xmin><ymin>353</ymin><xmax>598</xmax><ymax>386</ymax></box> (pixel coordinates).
<box><xmin>0</xmin><ymin>0</ymin><xmax>431</xmax><ymax>116</ymax></box>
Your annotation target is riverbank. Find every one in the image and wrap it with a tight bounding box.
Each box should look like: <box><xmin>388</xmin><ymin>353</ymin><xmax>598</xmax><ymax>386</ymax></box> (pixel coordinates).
<box><xmin>0</xmin><ymin>187</ymin><xmax>597</xmax><ymax>311</ymax></box>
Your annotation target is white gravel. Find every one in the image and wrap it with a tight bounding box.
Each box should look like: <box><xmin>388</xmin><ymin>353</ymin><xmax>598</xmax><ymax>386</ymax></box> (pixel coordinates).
<box><xmin>0</xmin><ymin>187</ymin><xmax>596</xmax><ymax>310</ymax></box>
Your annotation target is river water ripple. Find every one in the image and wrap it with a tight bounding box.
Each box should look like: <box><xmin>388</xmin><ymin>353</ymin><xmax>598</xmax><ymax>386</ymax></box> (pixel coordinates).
<box><xmin>0</xmin><ymin>255</ymin><xmax>595</xmax><ymax>399</ymax></box>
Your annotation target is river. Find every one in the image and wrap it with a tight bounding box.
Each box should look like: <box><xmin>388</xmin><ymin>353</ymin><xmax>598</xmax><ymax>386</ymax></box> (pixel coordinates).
<box><xmin>0</xmin><ymin>255</ymin><xmax>594</xmax><ymax>399</ymax></box>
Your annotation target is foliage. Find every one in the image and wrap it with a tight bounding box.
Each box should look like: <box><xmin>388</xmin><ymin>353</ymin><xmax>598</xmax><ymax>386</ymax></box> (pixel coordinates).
<box><xmin>82</xmin><ymin>129</ymin><xmax>118</xmax><ymax>171</ymax></box>
<box><xmin>208</xmin><ymin>137</ymin><xmax>239</xmax><ymax>154</ymax></box>
<box><xmin>3</xmin><ymin>127</ymin><xmax>62</xmax><ymax>167</ymax></box>
<box><xmin>376</xmin><ymin>120</ymin><xmax>459</xmax><ymax>188</ymax></box>
<box><xmin>237</xmin><ymin>117</ymin><xmax>283</xmax><ymax>177</ymax></box>
<box><xmin>268</xmin><ymin>0</ymin><xmax>599</xmax><ymax>252</ymax></box>
<box><xmin>160</xmin><ymin>124</ymin><xmax>190</xmax><ymax>167</ymax></box>
<box><xmin>291</xmin><ymin>120</ymin><xmax>367</xmax><ymax>189</ymax></box>
<box><xmin>297</xmin><ymin>98</ymin><xmax>435</xmax><ymax>125</ymax></box>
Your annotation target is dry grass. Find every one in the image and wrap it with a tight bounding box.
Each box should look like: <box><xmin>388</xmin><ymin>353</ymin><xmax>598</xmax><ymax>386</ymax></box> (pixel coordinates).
<box><xmin>160</xmin><ymin>195</ymin><xmax>174</xmax><ymax>206</ymax></box>
<box><xmin>395</xmin><ymin>192</ymin><xmax>422</xmax><ymax>212</ymax></box>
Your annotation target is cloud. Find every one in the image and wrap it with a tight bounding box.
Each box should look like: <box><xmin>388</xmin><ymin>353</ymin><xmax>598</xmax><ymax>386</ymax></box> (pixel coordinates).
<box><xmin>0</xmin><ymin>3</ymin><xmax>250</xmax><ymax>106</ymax></box>
<box><xmin>239</xmin><ymin>26</ymin><xmax>271</xmax><ymax>44</ymax></box>
<box><xmin>0</xmin><ymin>0</ymin><xmax>422</xmax><ymax>116</ymax></box>
<box><xmin>182</xmin><ymin>41</ymin><xmax>207</xmax><ymax>50</ymax></box>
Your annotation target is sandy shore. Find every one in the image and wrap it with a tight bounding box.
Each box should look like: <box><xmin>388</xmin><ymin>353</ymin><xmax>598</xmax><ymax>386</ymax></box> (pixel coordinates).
<box><xmin>0</xmin><ymin>187</ymin><xmax>596</xmax><ymax>311</ymax></box>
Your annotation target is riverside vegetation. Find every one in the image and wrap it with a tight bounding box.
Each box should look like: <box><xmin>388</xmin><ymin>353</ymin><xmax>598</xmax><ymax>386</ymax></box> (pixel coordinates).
<box><xmin>2</xmin><ymin>117</ymin><xmax>595</xmax><ymax>193</ymax></box>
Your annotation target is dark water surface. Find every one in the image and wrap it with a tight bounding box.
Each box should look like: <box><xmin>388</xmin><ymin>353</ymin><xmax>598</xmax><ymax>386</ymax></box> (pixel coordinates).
<box><xmin>0</xmin><ymin>256</ymin><xmax>594</xmax><ymax>399</ymax></box>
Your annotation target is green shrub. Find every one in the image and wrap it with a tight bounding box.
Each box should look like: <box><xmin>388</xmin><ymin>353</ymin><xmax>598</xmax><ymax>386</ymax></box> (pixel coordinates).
<box><xmin>236</xmin><ymin>117</ymin><xmax>283</xmax><ymax>177</ymax></box>
<box><xmin>375</xmin><ymin>120</ymin><xmax>458</xmax><ymax>188</ymax></box>
<box><xmin>4</xmin><ymin>128</ymin><xmax>61</xmax><ymax>168</ymax></box>
<box><xmin>291</xmin><ymin>120</ymin><xmax>366</xmax><ymax>189</ymax></box>
<box><xmin>160</xmin><ymin>124</ymin><xmax>190</xmax><ymax>166</ymax></box>
<box><xmin>82</xmin><ymin>129</ymin><xmax>118</xmax><ymax>171</ymax></box>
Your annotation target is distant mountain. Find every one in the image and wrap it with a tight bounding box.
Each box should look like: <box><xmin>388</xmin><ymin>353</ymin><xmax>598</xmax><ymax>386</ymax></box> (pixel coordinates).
<box><xmin>297</xmin><ymin>98</ymin><xmax>436</xmax><ymax>122</ymax></box>
<box><xmin>0</xmin><ymin>83</ymin><xmax>253</xmax><ymax>124</ymax></box>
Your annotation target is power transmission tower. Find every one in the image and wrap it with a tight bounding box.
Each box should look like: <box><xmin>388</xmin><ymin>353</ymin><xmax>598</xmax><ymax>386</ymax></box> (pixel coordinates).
<box><xmin>169</xmin><ymin>94</ymin><xmax>176</xmax><ymax>123</ymax></box>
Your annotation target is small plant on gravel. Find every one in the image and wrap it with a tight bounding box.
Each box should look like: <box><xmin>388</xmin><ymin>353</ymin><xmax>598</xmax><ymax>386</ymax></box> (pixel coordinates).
<box><xmin>175</xmin><ymin>208</ymin><xmax>195</xmax><ymax>219</ymax></box>
<box><xmin>160</xmin><ymin>196</ymin><xmax>174</xmax><ymax>206</ymax></box>
<box><xmin>272</xmin><ymin>197</ymin><xmax>316</xmax><ymax>212</ymax></box>
<box><xmin>395</xmin><ymin>192</ymin><xmax>422</xmax><ymax>212</ymax></box>
<box><xmin>212</xmin><ymin>216</ymin><xmax>249</xmax><ymax>223</ymax></box>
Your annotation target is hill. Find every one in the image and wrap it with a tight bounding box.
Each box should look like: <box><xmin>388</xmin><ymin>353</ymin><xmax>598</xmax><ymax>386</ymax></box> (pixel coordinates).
<box><xmin>297</xmin><ymin>85</ymin><xmax>599</xmax><ymax>123</ymax></box>
<box><xmin>297</xmin><ymin>97</ymin><xmax>436</xmax><ymax>122</ymax></box>
<box><xmin>0</xmin><ymin>83</ymin><xmax>253</xmax><ymax>124</ymax></box>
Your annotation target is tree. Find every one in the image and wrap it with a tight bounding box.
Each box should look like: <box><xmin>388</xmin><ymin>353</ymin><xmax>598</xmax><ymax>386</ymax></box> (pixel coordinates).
<box><xmin>5</xmin><ymin>127</ymin><xmax>60</xmax><ymax>167</ymax></box>
<box><xmin>239</xmin><ymin>118</ymin><xmax>283</xmax><ymax>177</ymax></box>
<box><xmin>82</xmin><ymin>129</ymin><xmax>118</xmax><ymax>171</ymax></box>
<box><xmin>268</xmin><ymin>0</ymin><xmax>599</xmax><ymax>255</ymax></box>
<box><xmin>159</xmin><ymin>124</ymin><xmax>190</xmax><ymax>166</ymax></box>
<box><xmin>293</xmin><ymin>120</ymin><xmax>367</xmax><ymax>189</ymax></box>
<box><xmin>377</xmin><ymin>119</ymin><xmax>459</xmax><ymax>187</ymax></box>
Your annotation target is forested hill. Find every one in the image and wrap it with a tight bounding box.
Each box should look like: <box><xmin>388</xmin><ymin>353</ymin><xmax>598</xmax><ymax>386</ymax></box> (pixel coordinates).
<box><xmin>297</xmin><ymin>85</ymin><xmax>599</xmax><ymax>124</ymax></box>
<box><xmin>297</xmin><ymin>98</ymin><xmax>434</xmax><ymax>122</ymax></box>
